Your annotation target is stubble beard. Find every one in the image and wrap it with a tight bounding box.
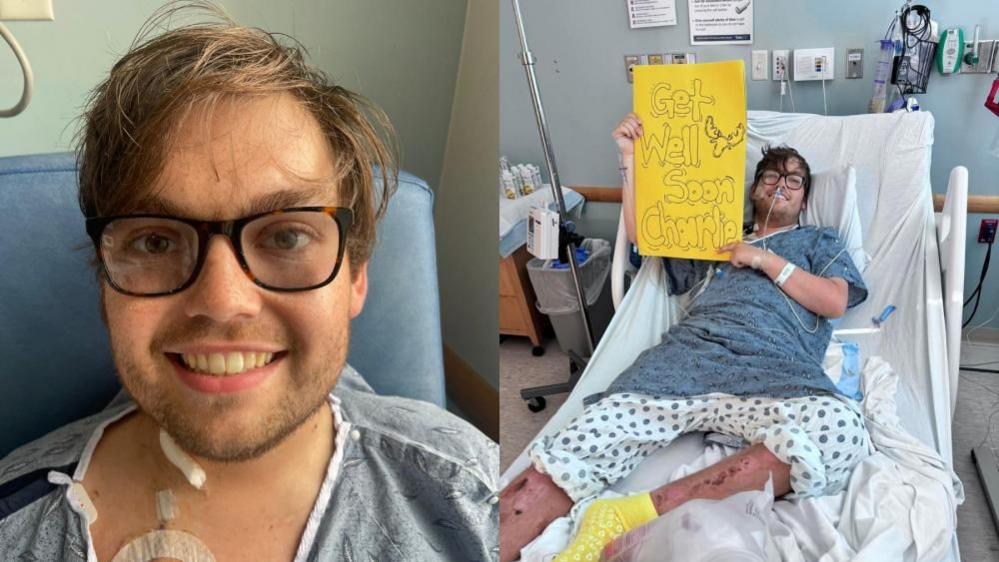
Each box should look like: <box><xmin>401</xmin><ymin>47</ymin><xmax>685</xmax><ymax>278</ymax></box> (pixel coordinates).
<box><xmin>110</xmin><ymin>322</ymin><xmax>348</xmax><ymax>463</ymax></box>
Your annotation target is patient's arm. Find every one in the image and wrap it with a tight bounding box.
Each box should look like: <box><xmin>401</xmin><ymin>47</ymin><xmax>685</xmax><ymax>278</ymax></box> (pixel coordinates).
<box><xmin>762</xmin><ymin>255</ymin><xmax>848</xmax><ymax>318</ymax></box>
<box><xmin>719</xmin><ymin>242</ymin><xmax>849</xmax><ymax>318</ymax></box>
<box><xmin>613</xmin><ymin>113</ymin><xmax>642</xmax><ymax>244</ymax></box>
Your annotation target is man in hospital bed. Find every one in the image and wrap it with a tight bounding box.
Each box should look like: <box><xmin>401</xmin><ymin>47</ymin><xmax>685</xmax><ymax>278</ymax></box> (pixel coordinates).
<box><xmin>500</xmin><ymin>113</ymin><xmax>871</xmax><ymax>561</ymax></box>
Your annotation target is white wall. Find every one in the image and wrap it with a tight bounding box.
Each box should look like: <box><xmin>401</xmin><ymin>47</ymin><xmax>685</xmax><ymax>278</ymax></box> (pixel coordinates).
<box><xmin>0</xmin><ymin>0</ymin><xmax>468</xmax><ymax>190</ymax></box>
<box><xmin>437</xmin><ymin>0</ymin><xmax>499</xmax><ymax>387</ymax></box>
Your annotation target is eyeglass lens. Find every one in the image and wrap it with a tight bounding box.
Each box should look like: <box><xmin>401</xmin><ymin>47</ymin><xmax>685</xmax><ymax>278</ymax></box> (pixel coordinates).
<box><xmin>760</xmin><ymin>171</ymin><xmax>804</xmax><ymax>189</ymax></box>
<box><xmin>99</xmin><ymin>211</ymin><xmax>342</xmax><ymax>294</ymax></box>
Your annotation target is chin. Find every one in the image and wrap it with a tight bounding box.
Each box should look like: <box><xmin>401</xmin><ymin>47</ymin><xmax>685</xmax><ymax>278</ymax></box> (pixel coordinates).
<box><xmin>158</xmin><ymin>397</ymin><xmax>317</xmax><ymax>462</ymax></box>
<box><xmin>123</xmin><ymin>355</ymin><xmax>334</xmax><ymax>462</ymax></box>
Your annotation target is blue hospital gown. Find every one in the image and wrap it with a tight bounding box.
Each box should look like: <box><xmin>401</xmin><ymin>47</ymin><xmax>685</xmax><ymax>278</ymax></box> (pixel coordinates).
<box><xmin>596</xmin><ymin>226</ymin><xmax>867</xmax><ymax>402</ymax></box>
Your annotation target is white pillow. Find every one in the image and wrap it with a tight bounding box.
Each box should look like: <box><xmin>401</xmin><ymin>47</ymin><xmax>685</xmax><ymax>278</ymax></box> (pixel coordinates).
<box><xmin>801</xmin><ymin>164</ymin><xmax>869</xmax><ymax>274</ymax></box>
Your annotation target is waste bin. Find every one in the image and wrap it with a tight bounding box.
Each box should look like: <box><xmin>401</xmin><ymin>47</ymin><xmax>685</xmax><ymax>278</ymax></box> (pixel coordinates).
<box><xmin>527</xmin><ymin>238</ymin><xmax>614</xmax><ymax>357</ymax></box>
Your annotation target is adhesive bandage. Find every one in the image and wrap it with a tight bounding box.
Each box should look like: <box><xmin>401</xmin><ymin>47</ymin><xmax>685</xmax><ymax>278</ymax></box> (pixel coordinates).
<box><xmin>110</xmin><ymin>529</ymin><xmax>216</xmax><ymax>562</ymax></box>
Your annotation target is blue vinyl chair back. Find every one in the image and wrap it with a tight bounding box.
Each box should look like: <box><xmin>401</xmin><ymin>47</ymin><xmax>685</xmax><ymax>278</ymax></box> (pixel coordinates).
<box><xmin>0</xmin><ymin>152</ymin><xmax>444</xmax><ymax>458</ymax></box>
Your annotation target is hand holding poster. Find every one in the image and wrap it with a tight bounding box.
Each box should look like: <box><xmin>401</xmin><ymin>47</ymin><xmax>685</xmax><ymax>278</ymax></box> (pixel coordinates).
<box><xmin>632</xmin><ymin>60</ymin><xmax>746</xmax><ymax>260</ymax></box>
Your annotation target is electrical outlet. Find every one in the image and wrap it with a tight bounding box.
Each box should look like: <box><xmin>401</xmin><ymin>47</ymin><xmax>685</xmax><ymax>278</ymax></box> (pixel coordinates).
<box><xmin>960</xmin><ymin>40</ymin><xmax>997</xmax><ymax>74</ymax></box>
<box><xmin>773</xmin><ymin>50</ymin><xmax>789</xmax><ymax>81</ymax></box>
<box><xmin>979</xmin><ymin>219</ymin><xmax>998</xmax><ymax>244</ymax></box>
<box><xmin>647</xmin><ymin>54</ymin><xmax>664</xmax><ymax>65</ymax></box>
<box><xmin>0</xmin><ymin>0</ymin><xmax>54</xmax><ymax>20</ymax></box>
<box><xmin>624</xmin><ymin>55</ymin><xmax>642</xmax><ymax>83</ymax></box>
<box><xmin>847</xmin><ymin>48</ymin><xmax>864</xmax><ymax>79</ymax></box>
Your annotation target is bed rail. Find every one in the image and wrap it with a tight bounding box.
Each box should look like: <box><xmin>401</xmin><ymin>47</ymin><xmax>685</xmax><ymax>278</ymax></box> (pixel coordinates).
<box><xmin>938</xmin><ymin>166</ymin><xmax>968</xmax><ymax>414</ymax></box>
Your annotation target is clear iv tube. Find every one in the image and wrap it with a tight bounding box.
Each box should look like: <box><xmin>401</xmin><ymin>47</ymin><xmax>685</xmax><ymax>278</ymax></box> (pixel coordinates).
<box><xmin>761</xmin><ymin>186</ymin><xmax>782</xmax><ymax>252</ymax></box>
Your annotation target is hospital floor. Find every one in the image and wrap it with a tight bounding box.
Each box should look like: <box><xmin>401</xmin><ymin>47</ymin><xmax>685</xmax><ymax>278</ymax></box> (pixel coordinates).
<box><xmin>499</xmin><ymin>334</ymin><xmax>999</xmax><ymax>560</ymax></box>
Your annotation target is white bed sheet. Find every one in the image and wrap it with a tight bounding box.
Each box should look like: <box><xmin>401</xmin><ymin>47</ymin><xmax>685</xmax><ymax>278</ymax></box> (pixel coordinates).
<box><xmin>520</xmin><ymin>354</ymin><xmax>963</xmax><ymax>562</ymax></box>
<box><xmin>502</xmin><ymin>111</ymin><xmax>964</xmax><ymax>560</ymax></box>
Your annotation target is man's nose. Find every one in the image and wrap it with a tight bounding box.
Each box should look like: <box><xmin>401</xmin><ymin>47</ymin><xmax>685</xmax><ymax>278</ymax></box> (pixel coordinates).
<box><xmin>183</xmin><ymin>236</ymin><xmax>263</xmax><ymax>322</ymax></box>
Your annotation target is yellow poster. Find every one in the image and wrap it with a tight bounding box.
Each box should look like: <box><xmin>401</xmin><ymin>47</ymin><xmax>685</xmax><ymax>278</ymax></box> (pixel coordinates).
<box><xmin>633</xmin><ymin>60</ymin><xmax>746</xmax><ymax>260</ymax></box>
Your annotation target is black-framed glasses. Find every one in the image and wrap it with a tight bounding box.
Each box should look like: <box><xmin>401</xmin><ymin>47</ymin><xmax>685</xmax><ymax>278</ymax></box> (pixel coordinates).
<box><xmin>85</xmin><ymin>207</ymin><xmax>353</xmax><ymax>297</ymax></box>
<box><xmin>757</xmin><ymin>170</ymin><xmax>805</xmax><ymax>190</ymax></box>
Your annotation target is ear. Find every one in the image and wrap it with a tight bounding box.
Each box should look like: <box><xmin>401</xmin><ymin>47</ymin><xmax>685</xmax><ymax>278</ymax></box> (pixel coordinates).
<box><xmin>348</xmin><ymin>261</ymin><xmax>369</xmax><ymax>319</ymax></box>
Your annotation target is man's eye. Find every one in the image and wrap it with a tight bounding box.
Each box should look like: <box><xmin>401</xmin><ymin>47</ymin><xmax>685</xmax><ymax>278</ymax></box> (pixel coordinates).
<box><xmin>263</xmin><ymin>229</ymin><xmax>312</xmax><ymax>251</ymax></box>
<box><xmin>129</xmin><ymin>233</ymin><xmax>175</xmax><ymax>254</ymax></box>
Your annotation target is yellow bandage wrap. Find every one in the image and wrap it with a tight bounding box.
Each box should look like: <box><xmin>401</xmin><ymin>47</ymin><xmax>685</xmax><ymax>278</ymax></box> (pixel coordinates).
<box><xmin>554</xmin><ymin>493</ymin><xmax>658</xmax><ymax>562</ymax></box>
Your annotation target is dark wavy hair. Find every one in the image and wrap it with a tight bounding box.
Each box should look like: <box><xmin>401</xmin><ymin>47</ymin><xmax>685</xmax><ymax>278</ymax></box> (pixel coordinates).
<box><xmin>75</xmin><ymin>1</ymin><xmax>398</xmax><ymax>276</ymax></box>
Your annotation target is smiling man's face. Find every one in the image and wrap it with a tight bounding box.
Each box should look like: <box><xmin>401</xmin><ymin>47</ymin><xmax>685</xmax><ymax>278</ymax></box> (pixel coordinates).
<box><xmin>751</xmin><ymin>156</ymin><xmax>808</xmax><ymax>225</ymax></box>
<box><xmin>101</xmin><ymin>93</ymin><xmax>367</xmax><ymax>461</ymax></box>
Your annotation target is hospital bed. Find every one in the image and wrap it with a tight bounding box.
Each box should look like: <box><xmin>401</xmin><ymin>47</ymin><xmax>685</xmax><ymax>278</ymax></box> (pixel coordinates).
<box><xmin>0</xmin><ymin>152</ymin><xmax>445</xmax><ymax>459</ymax></box>
<box><xmin>503</xmin><ymin>110</ymin><xmax>969</xmax><ymax>561</ymax></box>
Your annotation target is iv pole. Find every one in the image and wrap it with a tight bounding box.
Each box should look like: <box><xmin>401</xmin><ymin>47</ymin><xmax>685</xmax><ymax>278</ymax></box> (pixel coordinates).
<box><xmin>511</xmin><ymin>0</ymin><xmax>595</xmax><ymax>412</ymax></box>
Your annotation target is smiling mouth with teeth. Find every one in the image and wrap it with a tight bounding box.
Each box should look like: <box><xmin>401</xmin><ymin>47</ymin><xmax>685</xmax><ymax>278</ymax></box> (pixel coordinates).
<box><xmin>175</xmin><ymin>351</ymin><xmax>278</xmax><ymax>376</ymax></box>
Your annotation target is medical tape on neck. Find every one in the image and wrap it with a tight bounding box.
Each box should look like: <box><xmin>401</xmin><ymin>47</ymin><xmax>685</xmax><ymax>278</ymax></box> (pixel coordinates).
<box><xmin>110</xmin><ymin>440</ymin><xmax>217</xmax><ymax>561</ymax></box>
<box><xmin>159</xmin><ymin>429</ymin><xmax>206</xmax><ymax>490</ymax></box>
<box><xmin>156</xmin><ymin>489</ymin><xmax>179</xmax><ymax>522</ymax></box>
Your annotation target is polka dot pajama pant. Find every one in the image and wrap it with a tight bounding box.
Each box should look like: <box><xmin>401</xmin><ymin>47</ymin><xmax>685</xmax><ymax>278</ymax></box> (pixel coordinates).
<box><xmin>529</xmin><ymin>393</ymin><xmax>871</xmax><ymax>502</ymax></box>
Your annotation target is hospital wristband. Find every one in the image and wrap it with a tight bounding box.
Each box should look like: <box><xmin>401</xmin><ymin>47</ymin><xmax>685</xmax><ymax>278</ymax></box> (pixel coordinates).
<box><xmin>775</xmin><ymin>262</ymin><xmax>797</xmax><ymax>287</ymax></box>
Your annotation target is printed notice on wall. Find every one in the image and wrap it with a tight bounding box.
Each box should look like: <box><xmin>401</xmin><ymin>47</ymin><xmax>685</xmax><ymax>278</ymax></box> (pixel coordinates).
<box><xmin>688</xmin><ymin>0</ymin><xmax>753</xmax><ymax>45</ymax></box>
<box><xmin>632</xmin><ymin>61</ymin><xmax>746</xmax><ymax>260</ymax></box>
<box><xmin>627</xmin><ymin>0</ymin><xmax>677</xmax><ymax>29</ymax></box>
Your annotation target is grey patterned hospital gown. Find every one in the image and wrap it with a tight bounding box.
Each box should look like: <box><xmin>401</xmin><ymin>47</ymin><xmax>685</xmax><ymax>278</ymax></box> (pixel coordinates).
<box><xmin>0</xmin><ymin>365</ymin><xmax>498</xmax><ymax>561</ymax></box>
<box><xmin>595</xmin><ymin>226</ymin><xmax>867</xmax><ymax>403</ymax></box>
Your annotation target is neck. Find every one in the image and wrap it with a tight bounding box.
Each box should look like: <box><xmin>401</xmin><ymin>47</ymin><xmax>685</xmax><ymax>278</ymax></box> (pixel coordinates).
<box><xmin>131</xmin><ymin>403</ymin><xmax>334</xmax><ymax>510</ymax></box>
<box><xmin>753</xmin><ymin>213</ymin><xmax>798</xmax><ymax>237</ymax></box>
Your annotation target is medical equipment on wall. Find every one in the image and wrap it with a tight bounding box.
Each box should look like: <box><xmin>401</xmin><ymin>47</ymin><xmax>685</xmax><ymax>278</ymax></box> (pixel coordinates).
<box><xmin>986</xmin><ymin>76</ymin><xmax>999</xmax><ymax>117</ymax></box>
<box><xmin>890</xmin><ymin>4</ymin><xmax>936</xmax><ymax>96</ymax></box>
<box><xmin>936</xmin><ymin>27</ymin><xmax>965</xmax><ymax>74</ymax></box>
<box><xmin>0</xmin><ymin>23</ymin><xmax>32</xmax><ymax>118</ymax></box>
<box><xmin>511</xmin><ymin>0</ymin><xmax>595</xmax><ymax>409</ymax></box>
<box><xmin>987</xmin><ymin>77</ymin><xmax>999</xmax><ymax>158</ymax></box>
<box><xmin>965</xmin><ymin>25</ymin><xmax>982</xmax><ymax>67</ymax></box>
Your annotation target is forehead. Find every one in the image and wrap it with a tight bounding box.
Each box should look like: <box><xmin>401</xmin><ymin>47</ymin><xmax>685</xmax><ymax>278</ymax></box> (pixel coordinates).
<box><xmin>148</xmin><ymin>93</ymin><xmax>339</xmax><ymax>219</ymax></box>
<box><xmin>764</xmin><ymin>156</ymin><xmax>804</xmax><ymax>173</ymax></box>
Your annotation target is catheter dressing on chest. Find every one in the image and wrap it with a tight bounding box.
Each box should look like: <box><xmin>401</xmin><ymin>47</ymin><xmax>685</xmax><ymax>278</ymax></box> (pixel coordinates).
<box><xmin>107</xmin><ymin>431</ymin><xmax>216</xmax><ymax>561</ymax></box>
